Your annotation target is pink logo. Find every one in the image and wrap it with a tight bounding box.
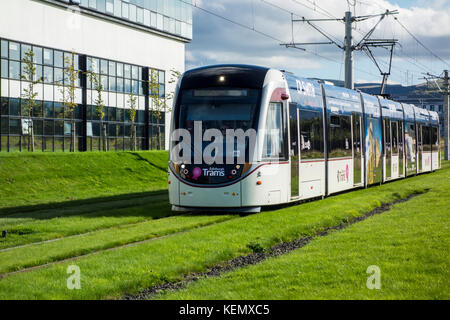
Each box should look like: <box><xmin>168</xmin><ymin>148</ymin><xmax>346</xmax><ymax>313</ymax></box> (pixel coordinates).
<box><xmin>346</xmin><ymin>164</ymin><xmax>349</xmax><ymax>182</ymax></box>
<box><xmin>192</xmin><ymin>167</ymin><xmax>202</xmax><ymax>180</ymax></box>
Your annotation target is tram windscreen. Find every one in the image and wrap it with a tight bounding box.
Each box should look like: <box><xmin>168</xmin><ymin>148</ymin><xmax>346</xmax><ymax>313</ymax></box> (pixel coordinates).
<box><xmin>178</xmin><ymin>88</ymin><xmax>259</xmax><ymax>133</ymax></box>
<box><xmin>174</xmin><ymin>88</ymin><xmax>260</xmax><ymax>184</ymax></box>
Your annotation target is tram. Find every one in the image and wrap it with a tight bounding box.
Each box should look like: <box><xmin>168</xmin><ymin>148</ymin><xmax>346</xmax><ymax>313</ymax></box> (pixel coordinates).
<box><xmin>168</xmin><ymin>65</ymin><xmax>440</xmax><ymax>212</ymax></box>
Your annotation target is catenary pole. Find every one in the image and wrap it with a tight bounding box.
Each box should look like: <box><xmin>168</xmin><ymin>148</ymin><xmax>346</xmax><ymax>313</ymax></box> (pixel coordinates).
<box><xmin>282</xmin><ymin>9</ymin><xmax>398</xmax><ymax>91</ymax></box>
<box><xmin>344</xmin><ymin>11</ymin><xmax>354</xmax><ymax>89</ymax></box>
<box><xmin>444</xmin><ymin>70</ymin><xmax>449</xmax><ymax>160</ymax></box>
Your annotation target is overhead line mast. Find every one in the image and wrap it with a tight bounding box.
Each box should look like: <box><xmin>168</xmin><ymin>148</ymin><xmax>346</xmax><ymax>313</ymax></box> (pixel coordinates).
<box><xmin>281</xmin><ymin>9</ymin><xmax>399</xmax><ymax>91</ymax></box>
<box><xmin>423</xmin><ymin>71</ymin><xmax>450</xmax><ymax>160</ymax></box>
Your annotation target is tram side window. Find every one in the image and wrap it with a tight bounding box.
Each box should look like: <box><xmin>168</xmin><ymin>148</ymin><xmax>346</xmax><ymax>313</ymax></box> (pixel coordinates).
<box><xmin>299</xmin><ymin>109</ymin><xmax>324</xmax><ymax>159</ymax></box>
<box><xmin>409</xmin><ymin>123</ymin><xmax>416</xmax><ymax>141</ymax></box>
<box><xmin>405</xmin><ymin>123</ymin><xmax>416</xmax><ymax>161</ymax></box>
<box><xmin>432</xmin><ymin>126</ymin><xmax>439</xmax><ymax>152</ymax></box>
<box><xmin>423</xmin><ymin>126</ymin><xmax>431</xmax><ymax>152</ymax></box>
<box><xmin>384</xmin><ymin>119</ymin><xmax>391</xmax><ymax>155</ymax></box>
<box><xmin>398</xmin><ymin>122</ymin><xmax>404</xmax><ymax>151</ymax></box>
<box><xmin>263</xmin><ymin>102</ymin><xmax>286</xmax><ymax>160</ymax></box>
<box><xmin>328</xmin><ymin>115</ymin><xmax>352</xmax><ymax>158</ymax></box>
<box><xmin>417</xmin><ymin>125</ymin><xmax>423</xmax><ymax>149</ymax></box>
<box><xmin>392</xmin><ymin>121</ymin><xmax>398</xmax><ymax>154</ymax></box>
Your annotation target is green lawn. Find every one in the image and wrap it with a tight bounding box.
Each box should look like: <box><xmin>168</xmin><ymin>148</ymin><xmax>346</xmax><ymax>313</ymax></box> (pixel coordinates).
<box><xmin>0</xmin><ymin>162</ymin><xmax>447</xmax><ymax>299</ymax></box>
<box><xmin>0</xmin><ymin>151</ymin><xmax>169</xmax><ymax>211</ymax></box>
<box><xmin>0</xmin><ymin>193</ymin><xmax>171</xmax><ymax>249</ymax></box>
<box><xmin>160</xmin><ymin>178</ymin><xmax>449</xmax><ymax>300</ymax></box>
<box><xmin>0</xmin><ymin>213</ymin><xmax>236</xmax><ymax>275</ymax></box>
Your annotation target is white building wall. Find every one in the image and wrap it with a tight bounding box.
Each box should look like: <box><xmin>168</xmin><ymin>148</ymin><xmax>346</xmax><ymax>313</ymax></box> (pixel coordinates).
<box><xmin>0</xmin><ymin>0</ymin><xmax>186</xmax><ymax>150</ymax></box>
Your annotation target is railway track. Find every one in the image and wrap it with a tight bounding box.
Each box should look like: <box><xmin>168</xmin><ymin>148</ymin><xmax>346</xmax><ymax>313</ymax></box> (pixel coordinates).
<box><xmin>0</xmin><ymin>212</ymin><xmax>241</xmax><ymax>278</ymax></box>
<box><xmin>124</xmin><ymin>192</ymin><xmax>425</xmax><ymax>300</ymax></box>
<box><xmin>0</xmin><ymin>193</ymin><xmax>171</xmax><ymax>250</ymax></box>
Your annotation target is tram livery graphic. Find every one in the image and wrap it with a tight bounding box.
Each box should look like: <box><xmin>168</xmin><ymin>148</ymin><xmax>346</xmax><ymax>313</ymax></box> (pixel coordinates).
<box><xmin>168</xmin><ymin>65</ymin><xmax>441</xmax><ymax>212</ymax></box>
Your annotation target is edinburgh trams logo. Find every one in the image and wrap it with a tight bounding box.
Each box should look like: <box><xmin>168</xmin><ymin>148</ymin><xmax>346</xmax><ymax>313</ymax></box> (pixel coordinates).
<box><xmin>202</xmin><ymin>167</ymin><xmax>226</xmax><ymax>177</ymax></box>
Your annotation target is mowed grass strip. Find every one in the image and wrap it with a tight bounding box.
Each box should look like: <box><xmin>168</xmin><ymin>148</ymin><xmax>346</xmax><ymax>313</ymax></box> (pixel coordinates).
<box><xmin>0</xmin><ymin>193</ymin><xmax>172</xmax><ymax>250</ymax></box>
<box><xmin>0</xmin><ymin>151</ymin><xmax>168</xmax><ymax>210</ymax></box>
<box><xmin>159</xmin><ymin>177</ymin><xmax>450</xmax><ymax>300</ymax></box>
<box><xmin>0</xmin><ymin>165</ymin><xmax>447</xmax><ymax>299</ymax></box>
<box><xmin>0</xmin><ymin>214</ymin><xmax>236</xmax><ymax>275</ymax></box>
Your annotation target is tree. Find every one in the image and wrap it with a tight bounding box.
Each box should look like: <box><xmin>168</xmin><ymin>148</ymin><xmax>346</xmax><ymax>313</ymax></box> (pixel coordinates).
<box><xmin>21</xmin><ymin>49</ymin><xmax>42</xmax><ymax>152</ymax></box>
<box><xmin>166</xmin><ymin>69</ymin><xmax>182</xmax><ymax>101</ymax></box>
<box><xmin>59</xmin><ymin>53</ymin><xmax>79</xmax><ymax>152</ymax></box>
<box><xmin>128</xmin><ymin>91</ymin><xmax>137</xmax><ymax>151</ymax></box>
<box><xmin>148</xmin><ymin>68</ymin><xmax>180</xmax><ymax>149</ymax></box>
<box><xmin>86</xmin><ymin>65</ymin><xmax>107</xmax><ymax>151</ymax></box>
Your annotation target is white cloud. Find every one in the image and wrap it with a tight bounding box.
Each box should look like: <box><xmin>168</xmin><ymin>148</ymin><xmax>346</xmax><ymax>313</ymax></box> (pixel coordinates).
<box><xmin>188</xmin><ymin>49</ymin><xmax>322</xmax><ymax>70</ymax></box>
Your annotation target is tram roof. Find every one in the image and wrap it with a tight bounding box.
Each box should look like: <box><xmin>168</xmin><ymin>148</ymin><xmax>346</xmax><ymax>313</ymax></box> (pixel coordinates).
<box><xmin>180</xmin><ymin>64</ymin><xmax>270</xmax><ymax>90</ymax></box>
<box><xmin>413</xmin><ymin>105</ymin><xmax>430</xmax><ymax>124</ymax></box>
<box><xmin>430</xmin><ymin>111</ymin><xmax>439</xmax><ymax>125</ymax></box>
<box><xmin>402</xmin><ymin>103</ymin><xmax>416</xmax><ymax>122</ymax></box>
<box><xmin>379</xmin><ymin>97</ymin><xmax>404</xmax><ymax>120</ymax></box>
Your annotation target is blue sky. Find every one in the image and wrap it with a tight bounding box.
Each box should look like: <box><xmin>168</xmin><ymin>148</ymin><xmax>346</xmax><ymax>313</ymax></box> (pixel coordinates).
<box><xmin>186</xmin><ymin>0</ymin><xmax>450</xmax><ymax>85</ymax></box>
<box><xmin>392</xmin><ymin>0</ymin><xmax>419</xmax><ymax>8</ymax></box>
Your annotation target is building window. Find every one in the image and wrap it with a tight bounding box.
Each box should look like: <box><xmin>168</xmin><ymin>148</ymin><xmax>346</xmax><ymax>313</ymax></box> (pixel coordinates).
<box><xmin>72</xmin><ymin>0</ymin><xmax>194</xmax><ymax>39</ymax></box>
<box><xmin>9</xmin><ymin>61</ymin><xmax>20</xmax><ymax>79</ymax></box>
<box><xmin>9</xmin><ymin>42</ymin><xmax>20</xmax><ymax>60</ymax></box>
<box><xmin>122</xmin><ymin>1</ymin><xmax>129</xmax><ymax>19</ymax></box>
<box><xmin>1</xmin><ymin>40</ymin><xmax>8</xmax><ymax>58</ymax></box>
<box><xmin>1</xmin><ymin>38</ymin><xmax>168</xmax><ymax>152</ymax></box>
<box><xmin>1</xmin><ymin>59</ymin><xmax>7</xmax><ymax>78</ymax></box>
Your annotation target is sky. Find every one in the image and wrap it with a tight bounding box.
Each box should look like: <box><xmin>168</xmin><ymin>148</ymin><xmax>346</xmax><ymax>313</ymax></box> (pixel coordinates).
<box><xmin>185</xmin><ymin>0</ymin><xmax>450</xmax><ymax>86</ymax></box>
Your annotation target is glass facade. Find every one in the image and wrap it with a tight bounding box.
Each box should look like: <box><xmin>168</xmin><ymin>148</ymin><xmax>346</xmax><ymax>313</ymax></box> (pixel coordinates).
<box><xmin>59</xmin><ymin>0</ymin><xmax>193</xmax><ymax>39</ymax></box>
<box><xmin>0</xmin><ymin>38</ymin><xmax>167</xmax><ymax>152</ymax></box>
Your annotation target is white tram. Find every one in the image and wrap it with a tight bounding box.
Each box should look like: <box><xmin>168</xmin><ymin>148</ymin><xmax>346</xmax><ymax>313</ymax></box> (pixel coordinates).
<box><xmin>168</xmin><ymin>65</ymin><xmax>441</xmax><ymax>212</ymax></box>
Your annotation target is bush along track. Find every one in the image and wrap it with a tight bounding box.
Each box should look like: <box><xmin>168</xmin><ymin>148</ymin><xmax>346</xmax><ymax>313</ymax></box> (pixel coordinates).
<box><xmin>123</xmin><ymin>192</ymin><xmax>424</xmax><ymax>300</ymax></box>
<box><xmin>0</xmin><ymin>165</ymin><xmax>445</xmax><ymax>300</ymax></box>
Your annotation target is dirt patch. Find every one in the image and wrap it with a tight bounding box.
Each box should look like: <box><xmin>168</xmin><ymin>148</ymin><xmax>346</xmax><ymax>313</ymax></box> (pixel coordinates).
<box><xmin>124</xmin><ymin>192</ymin><xmax>423</xmax><ymax>300</ymax></box>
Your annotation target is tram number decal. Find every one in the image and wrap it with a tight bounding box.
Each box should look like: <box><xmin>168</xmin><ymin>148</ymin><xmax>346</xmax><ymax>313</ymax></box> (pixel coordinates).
<box><xmin>296</xmin><ymin>80</ymin><xmax>315</xmax><ymax>97</ymax></box>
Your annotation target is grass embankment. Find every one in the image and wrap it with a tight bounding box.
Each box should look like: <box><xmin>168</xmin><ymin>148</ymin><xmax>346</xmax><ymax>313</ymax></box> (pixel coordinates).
<box><xmin>0</xmin><ymin>163</ymin><xmax>447</xmax><ymax>299</ymax></box>
<box><xmin>0</xmin><ymin>151</ymin><xmax>173</xmax><ymax>250</ymax></box>
<box><xmin>0</xmin><ymin>151</ymin><xmax>168</xmax><ymax>210</ymax></box>
<box><xmin>160</xmin><ymin>180</ymin><xmax>449</xmax><ymax>299</ymax></box>
<box><xmin>0</xmin><ymin>150</ymin><xmax>237</xmax><ymax>276</ymax></box>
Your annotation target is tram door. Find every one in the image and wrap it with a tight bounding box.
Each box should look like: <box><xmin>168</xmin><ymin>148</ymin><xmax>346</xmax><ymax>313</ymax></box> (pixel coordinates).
<box><xmin>352</xmin><ymin>112</ymin><xmax>362</xmax><ymax>185</ymax></box>
<box><xmin>417</xmin><ymin>124</ymin><xmax>423</xmax><ymax>172</ymax></box>
<box><xmin>391</xmin><ymin>121</ymin><xmax>399</xmax><ymax>178</ymax></box>
<box><xmin>398</xmin><ymin>122</ymin><xmax>404</xmax><ymax>176</ymax></box>
<box><xmin>384</xmin><ymin>119</ymin><xmax>392</xmax><ymax>179</ymax></box>
<box><xmin>289</xmin><ymin>103</ymin><xmax>300</xmax><ymax>199</ymax></box>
